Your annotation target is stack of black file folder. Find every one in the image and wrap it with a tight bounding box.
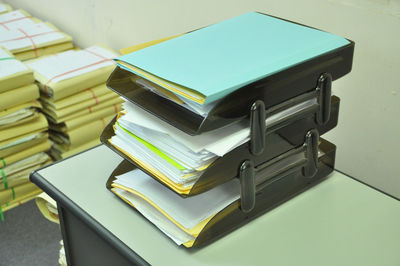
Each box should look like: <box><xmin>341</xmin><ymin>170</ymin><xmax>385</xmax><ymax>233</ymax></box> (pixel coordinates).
<box><xmin>101</xmin><ymin>12</ymin><xmax>354</xmax><ymax>248</ymax></box>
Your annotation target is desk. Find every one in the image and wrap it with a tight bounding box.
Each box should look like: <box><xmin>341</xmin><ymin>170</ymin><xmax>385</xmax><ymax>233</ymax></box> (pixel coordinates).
<box><xmin>31</xmin><ymin>145</ymin><xmax>400</xmax><ymax>266</ymax></box>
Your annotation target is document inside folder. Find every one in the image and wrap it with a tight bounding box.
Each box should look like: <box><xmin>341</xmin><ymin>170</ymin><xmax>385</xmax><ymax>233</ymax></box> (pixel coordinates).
<box><xmin>111</xmin><ymin>168</ymin><xmax>240</xmax><ymax>246</ymax></box>
<box><xmin>109</xmin><ymin>98</ymin><xmax>317</xmax><ymax>193</ymax></box>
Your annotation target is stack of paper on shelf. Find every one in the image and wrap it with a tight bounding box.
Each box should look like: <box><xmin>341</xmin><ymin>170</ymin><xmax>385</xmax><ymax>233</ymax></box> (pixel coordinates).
<box><xmin>111</xmin><ymin>168</ymin><xmax>240</xmax><ymax>247</ymax></box>
<box><xmin>26</xmin><ymin>46</ymin><xmax>123</xmax><ymax>160</ymax></box>
<box><xmin>0</xmin><ymin>1</ymin><xmax>12</xmax><ymax>14</ymax></box>
<box><xmin>0</xmin><ymin>9</ymin><xmax>73</xmax><ymax>60</ymax></box>
<box><xmin>0</xmin><ymin>46</ymin><xmax>51</xmax><ymax>212</ymax></box>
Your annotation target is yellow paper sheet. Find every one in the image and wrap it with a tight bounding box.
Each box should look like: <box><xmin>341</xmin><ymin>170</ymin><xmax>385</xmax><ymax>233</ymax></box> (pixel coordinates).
<box><xmin>51</xmin><ymin>114</ymin><xmax>114</xmax><ymax>149</ymax></box>
<box><xmin>111</xmin><ymin>187</ymin><xmax>195</xmax><ymax>248</ymax></box>
<box><xmin>0</xmin><ymin>189</ymin><xmax>41</xmax><ymax>213</ymax></box>
<box><xmin>0</xmin><ymin>131</ymin><xmax>48</xmax><ymax>158</ymax></box>
<box><xmin>0</xmin><ymin>156</ymin><xmax>51</xmax><ymax>188</ymax></box>
<box><xmin>0</xmin><ymin>83</ymin><xmax>39</xmax><ymax>110</ymax></box>
<box><xmin>50</xmin><ymin>138</ymin><xmax>100</xmax><ymax>160</ymax></box>
<box><xmin>16</xmin><ymin>42</ymin><xmax>73</xmax><ymax>61</ymax></box>
<box><xmin>51</xmin><ymin>104</ymin><xmax>121</xmax><ymax>133</ymax></box>
<box><xmin>0</xmin><ymin>128</ymin><xmax>43</xmax><ymax>150</ymax></box>
<box><xmin>0</xmin><ymin>113</ymin><xmax>47</xmax><ymax>142</ymax></box>
<box><xmin>111</xmin><ymin>184</ymin><xmax>210</xmax><ymax>237</ymax></box>
<box><xmin>0</xmin><ymin>102</ymin><xmax>42</xmax><ymax>129</ymax></box>
<box><xmin>35</xmin><ymin>192</ymin><xmax>59</xmax><ymax>224</ymax></box>
<box><xmin>29</xmin><ymin>46</ymin><xmax>118</xmax><ymax>100</ymax></box>
<box><xmin>5</xmin><ymin>17</ymin><xmax>73</xmax><ymax>56</ymax></box>
<box><xmin>120</xmin><ymin>34</ymin><xmax>183</xmax><ymax>55</ymax></box>
<box><xmin>51</xmin><ymin>97</ymin><xmax>124</xmax><ymax>123</ymax></box>
<box><xmin>117</xmin><ymin>61</ymin><xmax>205</xmax><ymax>104</ymax></box>
<box><xmin>0</xmin><ymin>181</ymin><xmax>39</xmax><ymax>205</ymax></box>
<box><xmin>41</xmin><ymin>83</ymin><xmax>110</xmax><ymax>110</ymax></box>
<box><xmin>0</xmin><ymin>100</ymin><xmax>41</xmax><ymax>118</ymax></box>
<box><xmin>0</xmin><ymin>47</ymin><xmax>34</xmax><ymax>93</ymax></box>
<box><xmin>108</xmin><ymin>138</ymin><xmax>191</xmax><ymax>195</ymax></box>
<box><xmin>42</xmin><ymin>92</ymin><xmax>121</xmax><ymax>121</ymax></box>
<box><xmin>1</xmin><ymin>139</ymin><xmax>51</xmax><ymax>166</ymax></box>
<box><xmin>0</xmin><ymin>110</ymin><xmax>39</xmax><ymax>129</ymax></box>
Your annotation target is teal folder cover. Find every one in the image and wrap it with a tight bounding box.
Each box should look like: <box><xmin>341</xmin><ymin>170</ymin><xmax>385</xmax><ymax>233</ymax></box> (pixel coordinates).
<box><xmin>117</xmin><ymin>12</ymin><xmax>349</xmax><ymax>104</ymax></box>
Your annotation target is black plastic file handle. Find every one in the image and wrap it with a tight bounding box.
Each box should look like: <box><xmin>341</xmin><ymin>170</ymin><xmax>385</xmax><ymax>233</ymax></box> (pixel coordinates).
<box><xmin>239</xmin><ymin>129</ymin><xmax>319</xmax><ymax>213</ymax></box>
<box><xmin>249</xmin><ymin>72</ymin><xmax>331</xmax><ymax>158</ymax></box>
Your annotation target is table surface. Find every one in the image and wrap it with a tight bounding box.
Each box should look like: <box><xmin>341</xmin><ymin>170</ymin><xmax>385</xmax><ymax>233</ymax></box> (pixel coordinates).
<box><xmin>35</xmin><ymin>145</ymin><xmax>400</xmax><ymax>266</ymax></box>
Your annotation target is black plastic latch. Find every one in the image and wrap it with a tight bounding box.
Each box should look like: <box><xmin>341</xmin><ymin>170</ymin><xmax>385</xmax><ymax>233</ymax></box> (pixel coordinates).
<box><xmin>239</xmin><ymin>160</ymin><xmax>255</xmax><ymax>213</ymax></box>
<box><xmin>302</xmin><ymin>129</ymin><xmax>319</xmax><ymax>178</ymax></box>
<box><xmin>316</xmin><ymin>73</ymin><xmax>332</xmax><ymax>125</ymax></box>
<box><xmin>250</xmin><ymin>100</ymin><xmax>266</xmax><ymax>156</ymax></box>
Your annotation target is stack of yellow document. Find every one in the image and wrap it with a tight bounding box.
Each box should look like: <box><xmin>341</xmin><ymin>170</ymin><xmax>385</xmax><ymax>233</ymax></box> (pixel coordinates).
<box><xmin>0</xmin><ymin>46</ymin><xmax>52</xmax><ymax>212</ymax></box>
<box><xmin>26</xmin><ymin>46</ymin><xmax>123</xmax><ymax>159</ymax></box>
<box><xmin>0</xmin><ymin>10</ymin><xmax>73</xmax><ymax>60</ymax></box>
<box><xmin>0</xmin><ymin>1</ymin><xmax>12</xmax><ymax>15</ymax></box>
<box><xmin>111</xmin><ymin>168</ymin><xmax>240</xmax><ymax>247</ymax></box>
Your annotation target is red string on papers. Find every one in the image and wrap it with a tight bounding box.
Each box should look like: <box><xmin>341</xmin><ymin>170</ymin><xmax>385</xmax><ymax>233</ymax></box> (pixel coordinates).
<box><xmin>0</xmin><ymin>15</ymin><xmax>32</xmax><ymax>30</ymax></box>
<box><xmin>0</xmin><ymin>30</ymin><xmax>59</xmax><ymax>43</ymax></box>
<box><xmin>87</xmin><ymin>88</ymin><xmax>99</xmax><ymax>104</ymax></box>
<box><xmin>43</xmin><ymin>49</ymin><xmax>113</xmax><ymax>96</ymax></box>
<box><xmin>100</xmin><ymin>117</ymin><xmax>106</xmax><ymax>128</ymax></box>
<box><xmin>18</xmin><ymin>28</ymin><xmax>38</xmax><ymax>57</ymax></box>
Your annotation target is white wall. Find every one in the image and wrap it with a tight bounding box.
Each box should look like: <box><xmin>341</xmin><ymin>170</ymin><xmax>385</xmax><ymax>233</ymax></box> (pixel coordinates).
<box><xmin>6</xmin><ymin>0</ymin><xmax>400</xmax><ymax>197</ymax></box>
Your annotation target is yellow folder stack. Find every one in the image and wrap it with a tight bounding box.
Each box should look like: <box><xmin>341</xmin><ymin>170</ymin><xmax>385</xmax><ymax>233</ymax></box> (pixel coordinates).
<box><xmin>0</xmin><ymin>46</ymin><xmax>51</xmax><ymax>214</ymax></box>
<box><xmin>26</xmin><ymin>46</ymin><xmax>124</xmax><ymax>160</ymax></box>
<box><xmin>0</xmin><ymin>9</ymin><xmax>73</xmax><ymax>61</ymax></box>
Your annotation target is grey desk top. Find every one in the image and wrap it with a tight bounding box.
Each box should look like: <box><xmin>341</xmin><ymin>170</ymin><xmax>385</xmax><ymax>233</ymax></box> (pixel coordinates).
<box><xmin>36</xmin><ymin>145</ymin><xmax>400</xmax><ymax>266</ymax></box>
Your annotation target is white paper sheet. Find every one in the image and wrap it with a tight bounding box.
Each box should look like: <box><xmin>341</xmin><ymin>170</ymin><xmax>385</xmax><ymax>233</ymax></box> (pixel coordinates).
<box><xmin>110</xmin><ymin>133</ymin><xmax>200</xmax><ymax>186</ymax></box>
<box><xmin>114</xmin><ymin>169</ymin><xmax>240</xmax><ymax>229</ymax></box>
<box><xmin>0</xmin><ymin>47</ymin><xmax>28</xmax><ymax>78</ymax></box>
<box><xmin>117</xmin><ymin>120</ymin><xmax>216</xmax><ymax>168</ymax></box>
<box><xmin>0</xmin><ymin>4</ymin><xmax>8</xmax><ymax>13</ymax></box>
<box><xmin>26</xmin><ymin>46</ymin><xmax>116</xmax><ymax>83</ymax></box>
<box><xmin>121</xmin><ymin>98</ymin><xmax>316</xmax><ymax>156</ymax></box>
<box><xmin>0</xmin><ymin>22</ymin><xmax>65</xmax><ymax>51</ymax></box>
<box><xmin>0</xmin><ymin>10</ymin><xmax>36</xmax><ymax>30</ymax></box>
<box><xmin>114</xmin><ymin>188</ymin><xmax>195</xmax><ymax>245</ymax></box>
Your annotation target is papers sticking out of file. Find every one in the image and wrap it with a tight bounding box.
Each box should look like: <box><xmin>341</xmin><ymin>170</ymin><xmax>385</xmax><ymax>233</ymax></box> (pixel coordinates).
<box><xmin>111</xmin><ymin>168</ymin><xmax>240</xmax><ymax>246</ymax></box>
<box><xmin>134</xmin><ymin>77</ymin><xmax>218</xmax><ymax>117</ymax></box>
<box><xmin>115</xmin><ymin>12</ymin><xmax>349</xmax><ymax>105</ymax></box>
<box><xmin>109</xmin><ymin>99</ymin><xmax>316</xmax><ymax>194</ymax></box>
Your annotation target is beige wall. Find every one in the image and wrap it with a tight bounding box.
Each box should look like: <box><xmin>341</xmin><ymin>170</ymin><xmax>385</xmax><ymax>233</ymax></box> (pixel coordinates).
<box><xmin>6</xmin><ymin>0</ymin><xmax>400</xmax><ymax>197</ymax></box>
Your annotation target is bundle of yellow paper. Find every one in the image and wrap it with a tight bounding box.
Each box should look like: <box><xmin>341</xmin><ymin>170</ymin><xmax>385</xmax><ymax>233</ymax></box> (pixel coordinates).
<box><xmin>26</xmin><ymin>45</ymin><xmax>123</xmax><ymax>159</ymax></box>
<box><xmin>0</xmin><ymin>47</ymin><xmax>52</xmax><ymax>211</ymax></box>
<box><xmin>0</xmin><ymin>10</ymin><xmax>73</xmax><ymax>60</ymax></box>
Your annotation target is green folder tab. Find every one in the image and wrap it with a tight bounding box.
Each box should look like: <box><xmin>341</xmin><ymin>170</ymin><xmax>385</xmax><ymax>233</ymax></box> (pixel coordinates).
<box><xmin>116</xmin><ymin>12</ymin><xmax>349</xmax><ymax>104</ymax></box>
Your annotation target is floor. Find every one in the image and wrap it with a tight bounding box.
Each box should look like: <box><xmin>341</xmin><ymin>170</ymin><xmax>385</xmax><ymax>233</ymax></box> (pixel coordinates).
<box><xmin>0</xmin><ymin>200</ymin><xmax>61</xmax><ymax>266</ymax></box>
